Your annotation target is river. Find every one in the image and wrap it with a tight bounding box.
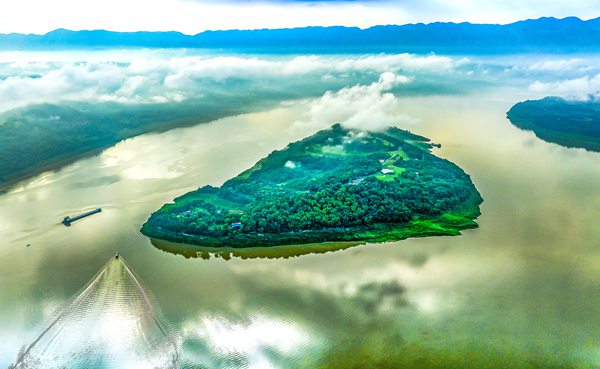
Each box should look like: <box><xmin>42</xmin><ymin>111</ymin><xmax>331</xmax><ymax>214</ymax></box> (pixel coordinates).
<box><xmin>1</xmin><ymin>85</ymin><xmax>599</xmax><ymax>368</ymax></box>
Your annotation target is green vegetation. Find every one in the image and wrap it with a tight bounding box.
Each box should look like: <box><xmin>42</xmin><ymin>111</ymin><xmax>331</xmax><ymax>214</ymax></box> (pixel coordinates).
<box><xmin>0</xmin><ymin>97</ymin><xmax>279</xmax><ymax>190</ymax></box>
<box><xmin>142</xmin><ymin>124</ymin><xmax>483</xmax><ymax>247</ymax></box>
<box><xmin>507</xmin><ymin>96</ymin><xmax>600</xmax><ymax>152</ymax></box>
<box><xmin>0</xmin><ymin>72</ymin><xmax>365</xmax><ymax>190</ymax></box>
<box><xmin>316</xmin><ymin>339</ymin><xmax>578</xmax><ymax>369</ymax></box>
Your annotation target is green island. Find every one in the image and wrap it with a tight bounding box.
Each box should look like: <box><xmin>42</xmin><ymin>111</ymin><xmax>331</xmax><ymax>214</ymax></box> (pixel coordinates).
<box><xmin>141</xmin><ymin>124</ymin><xmax>483</xmax><ymax>248</ymax></box>
<box><xmin>507</xmin><ymin>96</ymin><xmax>600</xmax><ymax>152</ymax></box>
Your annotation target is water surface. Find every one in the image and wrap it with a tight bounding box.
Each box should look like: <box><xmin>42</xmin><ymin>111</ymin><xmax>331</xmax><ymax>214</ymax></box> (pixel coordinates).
<box><xmin>1</xmin><ymin>87</ymin><xmax>599</xmax><ymax>368</ymax></box>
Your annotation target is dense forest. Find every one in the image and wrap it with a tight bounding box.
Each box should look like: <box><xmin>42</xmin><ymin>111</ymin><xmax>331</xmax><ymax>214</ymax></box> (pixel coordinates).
<box><xmin>507</xmin><ymin>97</ymin><xmax>600</xmax><ymax>152</ymax></box>
<box><xmin>142</xmin><ymin>124</ymin><xmax>483</xmax><ymax>247</ymax></box>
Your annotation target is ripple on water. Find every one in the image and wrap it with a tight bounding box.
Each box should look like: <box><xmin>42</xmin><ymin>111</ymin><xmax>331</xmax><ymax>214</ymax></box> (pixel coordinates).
<box><xmin>10</xmin><ymin>256</ymin><xmax>180</xmax><ymax>369</ymax></box>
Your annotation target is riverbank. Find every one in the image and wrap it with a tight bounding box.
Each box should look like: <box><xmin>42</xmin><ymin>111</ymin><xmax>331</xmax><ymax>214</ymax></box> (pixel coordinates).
<box><xmin>0</xmin><ymin>98</ymin><xmax>282</xmax><ymax>192</ymax></box>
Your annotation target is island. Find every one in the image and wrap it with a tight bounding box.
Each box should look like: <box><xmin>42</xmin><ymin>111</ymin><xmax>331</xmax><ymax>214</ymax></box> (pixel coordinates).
<box><xmin>507</xmin><ymin>97</ymin><xmax>600</xmax><ymax>152</ymax></box>
<box><xmin>141</xmin><ymin>124</ymin><xmax>483</xmax><ymax>248</ymax></box>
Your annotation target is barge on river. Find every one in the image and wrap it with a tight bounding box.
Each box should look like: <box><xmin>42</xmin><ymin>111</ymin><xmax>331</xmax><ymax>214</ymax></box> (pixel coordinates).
<box><xmin>62</xmin><ymin>208</ymin><xmax>102</xmax><ymax>226</ymax></box>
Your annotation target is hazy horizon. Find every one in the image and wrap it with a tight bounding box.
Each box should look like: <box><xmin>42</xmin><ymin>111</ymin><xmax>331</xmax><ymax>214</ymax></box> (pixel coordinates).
<box><xmin>2</xmin><ymin>0</ymin><xmax>600</xmax><ymax>35</ymax></box>
<box><xmin>0</xmin><ymin>15</ymin><xmax>598</xmax><ymax>36</ymax></box>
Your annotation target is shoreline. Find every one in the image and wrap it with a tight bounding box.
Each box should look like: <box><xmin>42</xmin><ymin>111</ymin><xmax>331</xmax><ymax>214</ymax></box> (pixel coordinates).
<box><xmin>0</xmin><ymin>102</ymin><xmax>283</xmax><ymax>194</ymax></box>
<box><xmin>143</xmin><ymin>205</ymin><xmax>481</xmax><ymax>254</ymax></box>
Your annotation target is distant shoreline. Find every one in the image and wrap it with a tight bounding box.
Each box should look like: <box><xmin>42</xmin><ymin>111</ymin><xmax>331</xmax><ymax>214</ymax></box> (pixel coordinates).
<box><xmin>0</xmin><ymin>99</ymin><xmax>282</xmax><ymax>194</ymax></box>
<box><xmin>507</xmin><ymin>97</ymin><xmax>600</xmax><ymax>153</ymax></box>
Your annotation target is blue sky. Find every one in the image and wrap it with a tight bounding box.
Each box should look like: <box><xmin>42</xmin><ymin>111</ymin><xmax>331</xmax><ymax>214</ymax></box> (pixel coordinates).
<box><xmin>1</xmin><ymin>0</ymin><xmax>599</xmax><ymax>34</ymax></box>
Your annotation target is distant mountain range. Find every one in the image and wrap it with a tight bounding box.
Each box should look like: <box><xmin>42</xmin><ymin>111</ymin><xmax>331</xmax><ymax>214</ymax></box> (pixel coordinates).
<box><xmin>1</xmin><ymin>17</ymin><xmax>599</xmax><ymax>53</ymax></box>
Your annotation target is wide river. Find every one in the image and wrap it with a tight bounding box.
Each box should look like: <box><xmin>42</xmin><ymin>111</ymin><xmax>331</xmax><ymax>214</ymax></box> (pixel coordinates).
<box><xmin>1</xmin><ymin>86</ymin><xmax>599</xmax><ymax>368</ymax></box>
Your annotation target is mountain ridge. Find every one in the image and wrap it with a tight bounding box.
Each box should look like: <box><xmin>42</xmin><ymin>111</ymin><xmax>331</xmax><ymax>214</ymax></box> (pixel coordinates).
<box><xmin>1</xmin><ymin>17</ymin><xmax>599</xmax><ymax>53</ymax></box>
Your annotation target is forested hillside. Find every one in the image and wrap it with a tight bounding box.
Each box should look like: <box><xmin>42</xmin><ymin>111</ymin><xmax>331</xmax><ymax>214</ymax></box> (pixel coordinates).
<box><xmin>507</xmin><ymin>97</ymin><xmax>600</xmax><ymax>152</ymax></box>
<box><xmin>142</xmin><ymin>124</ymin><xmax>483</xmax><ymax>247</ymax></box>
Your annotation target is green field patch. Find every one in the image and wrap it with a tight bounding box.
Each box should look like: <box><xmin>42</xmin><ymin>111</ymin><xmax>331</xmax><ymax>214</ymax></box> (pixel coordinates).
<box><xmin>320</xmin><ymin>145</ymin><xmax>346</xmax><ymax>156</ymax></box>
<box><xmin>375</xmin><ymin>165</ymin><xmax>406</xmax><ymax>181</ymax></box>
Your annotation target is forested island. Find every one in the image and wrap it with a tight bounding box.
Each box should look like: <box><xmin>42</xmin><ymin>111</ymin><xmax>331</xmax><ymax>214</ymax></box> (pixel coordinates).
<box><xmin>507</xmin><ymin>97</ymin><xmax>600</xmax><ymax>152</ymax></box>
<box><xmin>142</xmin><ymin>124</ymin><xmax>483</xmax><ymax>247</ymax></box>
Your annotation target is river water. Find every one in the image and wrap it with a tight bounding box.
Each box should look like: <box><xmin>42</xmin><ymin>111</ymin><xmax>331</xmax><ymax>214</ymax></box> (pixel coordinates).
<box><xmin>1</xmin><ymin>86</ymin><xmax>599</xmax><ymax>368</ymax></box>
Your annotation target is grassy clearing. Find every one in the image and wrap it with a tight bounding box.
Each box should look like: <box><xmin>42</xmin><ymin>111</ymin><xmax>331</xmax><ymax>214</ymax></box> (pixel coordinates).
<box><xmin>320</xmin><ymin>145</ymin><xmax>346</xmax><ymax>156</ymax></box>
<box><xmin>375</xmin><ymin>165</ymin><xmax>406</xmax><ymax>181</ymax></box>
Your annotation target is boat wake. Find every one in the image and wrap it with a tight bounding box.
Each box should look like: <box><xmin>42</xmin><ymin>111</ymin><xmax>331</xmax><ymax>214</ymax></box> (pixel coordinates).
<box><xmin>10</xmin><ymin>256</ymin><xmax>180</xmax><ymax>369</ymax></box>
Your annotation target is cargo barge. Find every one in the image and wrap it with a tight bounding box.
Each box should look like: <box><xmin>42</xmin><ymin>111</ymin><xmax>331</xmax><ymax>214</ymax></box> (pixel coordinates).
<box><xmin>62</xmin><ymin>208</ymin><xmax>102</xmax><ymax>226</ymax></box>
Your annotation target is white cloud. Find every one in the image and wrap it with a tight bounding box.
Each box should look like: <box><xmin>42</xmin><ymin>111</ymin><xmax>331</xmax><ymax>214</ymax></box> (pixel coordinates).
<box><xmin>183</xmin><ymin>314</ymin><xmax>315</xmax><ymax>369</ymax></box>
<box><xmin>281</xmin><ymin>54</ymin><xmax>458</xmax><ymax>75</ymax></box>
<box><xmin>0</xmin><ymin>53</ymin><xmax>462</xmax><ymax>112</ymax></box>
<box><xmin>293</xmin><ymin>72</ymin><xmax>417</xmax><ymax>132</ymax></box>
<box><xmin>527</xmin><ymin>58</ymin><xmax>588</xmax><ymax>72</ymax></box>
<box><xmin>0</xmin><ymin>0</ymin><xmax>410</xmax><ymax>35</ymax></box>
<box><xmin>529</xmin><ymin>74</ymin><xmax>600</xmax><ymax>100</ymax></box>
<box><xmin>0</xmin><ymin>62</ymin><xmax>134</xmax><ymax>110</ymax></box>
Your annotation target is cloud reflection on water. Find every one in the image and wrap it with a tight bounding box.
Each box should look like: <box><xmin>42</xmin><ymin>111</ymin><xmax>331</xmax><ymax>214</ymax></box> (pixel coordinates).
<box><xmin>1</xmin><ymin>51</ymin><xmax>600</xmax><ymax>368</ymax></box>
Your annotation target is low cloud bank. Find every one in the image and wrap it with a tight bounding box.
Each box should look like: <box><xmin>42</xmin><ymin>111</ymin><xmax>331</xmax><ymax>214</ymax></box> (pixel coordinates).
<box><xmin>529</xmin><ymin>73</ymin><xmax>600</xmax><ymax>101</ymax></box>
<box><xmin>294</xmin><ymin>72</ymin><xmax>417</xmax><ymax>132</ymax></box>
<box><xmin>0</xmin><ymin>53</ymin><xmax>460</xmax><ymax>112</ymax></box>
<box><xmin>527</xmin><ymin>58</ymin><xmax>589</xmax><ymax>72</ymax></box>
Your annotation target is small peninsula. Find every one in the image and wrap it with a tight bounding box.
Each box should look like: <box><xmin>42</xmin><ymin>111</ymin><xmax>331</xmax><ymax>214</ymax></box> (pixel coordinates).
<box><xmin>142</xmin><ymin>124</ymin><xmax>483</xmax><ymax>248</ymax></box>
<box><xmin>507</xmin><ymin>97</ymin><xmax>600</xmax><ymax>152</ymax></box>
